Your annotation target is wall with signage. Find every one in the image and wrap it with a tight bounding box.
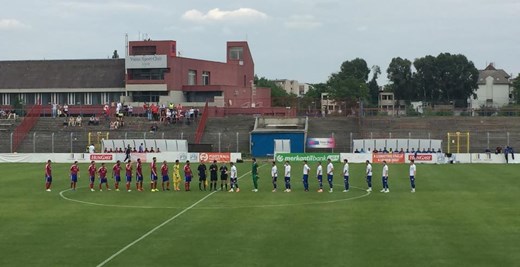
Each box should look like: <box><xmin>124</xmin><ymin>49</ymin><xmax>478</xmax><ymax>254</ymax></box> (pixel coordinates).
<box><xmin>126</xmin><ymin>55</ymin><xmax>167</xmax><ymax>69</ymax></box>
<box><xmin>0</xmin><ymin>153</ymin><xmax>242</xmax><ymax>163</ymax></box>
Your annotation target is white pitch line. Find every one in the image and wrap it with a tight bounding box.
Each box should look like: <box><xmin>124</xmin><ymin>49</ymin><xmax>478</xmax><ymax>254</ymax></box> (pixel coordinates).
<box><xmin>96</xmin><ymin>169</ymin><xmax>253</xmax><ymax>267</ymax></box>
<box><xmin>59</xmin><ymin>188</ymin><xmax>174</xmax><ymax>209</ymax></box>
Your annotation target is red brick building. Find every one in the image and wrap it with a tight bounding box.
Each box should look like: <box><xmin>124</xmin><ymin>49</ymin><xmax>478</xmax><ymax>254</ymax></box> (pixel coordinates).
<box><xmin>125</xmin><ymin>40</ymin><xmax>271</xmax><ymax>108</ymax></box>
<box><xmin>0</xmin><ymin>40</ymin><xmax>272</xmax><ymax>110</ymax></box>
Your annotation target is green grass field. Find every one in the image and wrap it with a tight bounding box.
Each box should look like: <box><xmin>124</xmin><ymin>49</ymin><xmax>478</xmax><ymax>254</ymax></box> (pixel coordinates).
<box><xmin>1</xmin><ymin>161</ymin><xmax>519</xmax><ymax>267</ymax></box>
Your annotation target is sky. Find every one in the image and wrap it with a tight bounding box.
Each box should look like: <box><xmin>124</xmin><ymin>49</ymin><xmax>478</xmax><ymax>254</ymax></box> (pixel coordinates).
<box><xmin>1</xmin><ymin>0</ymin><xmax>519</xmax><ymax>84</ymax></box>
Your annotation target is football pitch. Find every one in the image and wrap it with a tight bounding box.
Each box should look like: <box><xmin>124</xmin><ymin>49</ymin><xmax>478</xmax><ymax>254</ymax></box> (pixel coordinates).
<box><xmin>1</xmin><ymin>161</ymin><xmax>519</xmax><ymax>267</ymax></box>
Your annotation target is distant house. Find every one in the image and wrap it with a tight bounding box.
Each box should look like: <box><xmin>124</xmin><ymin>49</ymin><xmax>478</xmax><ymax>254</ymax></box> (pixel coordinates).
<box><xmin>274</xmin><ymin>79</ymin><xmax>310</xmax><ymax>97</ymax></box>
<box><xmin>469</xmin><ymin>64</ymin><xmax>512</xmax><ymax>110</ymax></box>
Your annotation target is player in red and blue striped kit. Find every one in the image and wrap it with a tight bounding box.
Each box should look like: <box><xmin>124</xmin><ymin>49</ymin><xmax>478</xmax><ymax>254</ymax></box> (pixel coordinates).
<box><xmin>98</xmin><ymin>163</ymin><xmax>110</xmax><ymax>191</ymax></box>
<box><xmin>88</xmin><ymin>161</ymin><xmax>96</xmax><ymax>192</ymax></box>
<box><xmin>125</xmin><ymin>160</ymin><xmax>133</xmax><ymax>192</ymax></box>
<box><xmin>161</xmin><ymin>160</ymin><xmax>170</xmax><ymax>191</ymax></box>
<box><xmin>44</xmin><ymin>160</ymin><xmax>52</xmax><ymax>192</ymax></box>
<box><xmin>136</xmin><ymin>158</ymin><xmax>143</xmax><ymax>191</ymax></box>
<box><xmin>112</xmin><ymin>160</ymin><xmax>122</xmax><ymax>191</ymax></box>
<box><xmin>70</xmin><ymin>161</ymin><xmax>79</xmax><ymax>191</ymax></box>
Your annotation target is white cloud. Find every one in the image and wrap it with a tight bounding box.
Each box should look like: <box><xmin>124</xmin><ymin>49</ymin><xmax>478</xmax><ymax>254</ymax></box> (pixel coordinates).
<box><xmin>284</xmin><ymin>15</ymin><xmax>322</xmax><ymax>30</ymax></box>
<box><xmin>0</xmin><ymin>19</ymin><xmax>30</xmax><ymax>30</ymax></box>
<box><xmin>182</xmin><ymin>8</ymin><xmax>268</xmax><ymax>22</ymax></box>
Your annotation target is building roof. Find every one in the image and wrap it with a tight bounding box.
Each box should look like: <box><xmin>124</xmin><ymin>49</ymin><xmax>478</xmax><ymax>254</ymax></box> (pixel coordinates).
<box><xmin>0</xmin><ymin>59</ymin><xmax>125</xmax><ymax>89</ymax></box>
<box><xmin>478</xmin><ymin>64</ymin><xmax>511</xmax><ymax>85</ymax></box>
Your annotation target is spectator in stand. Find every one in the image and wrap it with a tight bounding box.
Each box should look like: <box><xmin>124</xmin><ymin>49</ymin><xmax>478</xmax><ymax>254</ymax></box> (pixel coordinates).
<box><xmin>68</xmin><ymin>117</ymin><xmax>75</xmax><ymax>126</ymax></box>
<box><xmin>150</xmin><ymin>147</ymin><xmax>155</xmax><ymax>153</ymax></box>
<box><xmin>150</xmin><ymin>123</ymin><xmax>158</xmax><ymax>132</ymax></box>
<box><xmin>411</xmin><ymin>148</ymin><xmax>416</xmax><ymax>153</ymax></box>
<box><xmin>7</xmin><ymin>110</ymin><xmax>18</xmax><ymax>120</ymax></box>
<box><xmin>104</xmin><ymin>148</ymin><xmax>108</xmax><ymax>153</ymax></box>
<box><xmin>354</xmin><ymin>149</ymin><xmax>360</xmax><ymax>153</ymax></box>
<box><xmin>426</xmin><ymin>148</ymin><xmax>432</xmax><ymax>153</ymax></box>
<box><xmin>156</xmin><ymin>147</ymin><xmax>161</xmax><ymax>153</ymax></box>
<box><xmin>89</xmin><ymin>144</ymin><xmax>95</xmax><ymax>153</ymax></box>
<box><xmin>63</xmin><ymin>104</ymin><xmax>69</xmax><ymax>117</ymax></box>
<box><xmin>118</xmin><ymin>147</ymin><xmax>123</xmax><ymax>153</ymax></box>
<box><xmin>406</xmin><ymin>148</ymin><xmax>410</xmax><ymax>153</ymax></box>
<box><xmin>422</xmin><ymin>148</ymin><xmax>427</xmax><ymax>153</ymax></box>
<box><xmin>495</xmin><ymin>146</ymin><xmax>502</xmax><ymax>154</ymax></box>
<box><xmin>76</xmin><ymin>116</ymin><xmax>82</xmax><ymax>126</ymax></box>
<box><xmin>437</xmin><ymin>148</ymin><xmax>442</xmax><ymax>153</ymax></box>
<box><xmin>166</xmin><ymin>109</ymin><xmax>172</xmax><ymax>124</ymax></box>
<box><xmin>138</xmin><ymin>143</ymin><xmax>144</xmax><ymax>153</ymax></box>
<box><xmin>51</xmin><ymin>103</ymin><xmax>58</xmax><ymax>118</ymax></box>
<box><xmin>399</xmin><ymin>148</ymin><xmax>405</xmax><ymax>154</ymax></box>
<box><xmin>144</xmin><ymin>148</ymin><xmax>149</xmax><ymax>153</ymax></box>
<box><xmin>116</xmin><ymin>102</ymin><xmax>122</xmax><ymax>115</ymax></box>
<box><xmin>103</xmin><ymin>104</ymin><xmax>110</xmax><ymax>121</ymax></box>
<box><xmin>152</xmin><ymin>104</ymin><xmax>159</xmax><ymax>121</ymax></box>
<box><xmin>382</xmin><ymin>147</ymin><xmax>389</xmax><ymax>153</ymax></box>
<box><xmin>373</xmin><ymin>149</ymin><xmax>379</xmax><ymax>153</ymax></box>
<box><xmin>132</xmin><ymin>147</ymin><xmax>137</xmax><ymax>153</ymax></box>
<box><xmin>108</xmin><ymin>148</ymin><xmax>113</xmax><ymax>153</ymax></box>
<box><xmin>128</xmin><ymin>105</ymin><xmax>133</xmax><ymax>116</ymax></box>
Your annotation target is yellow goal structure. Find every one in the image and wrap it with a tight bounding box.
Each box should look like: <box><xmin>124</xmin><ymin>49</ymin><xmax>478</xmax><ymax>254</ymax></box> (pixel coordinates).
<box><xmin>447</xmin><ymin>132</ymin><xmax>470</xmax><ymax>153</ymax></box>
<box><xmin>88</xmin><ymin>132</ymin><xmax>109</xmax><ymax>152</ymax></box>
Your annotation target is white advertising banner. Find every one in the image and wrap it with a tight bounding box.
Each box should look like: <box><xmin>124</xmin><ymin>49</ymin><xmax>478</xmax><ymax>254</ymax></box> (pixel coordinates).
<box><xmin>126</xmin><ymin>55</ymin><xmax>167</xmax><ymax>69</ymax></box>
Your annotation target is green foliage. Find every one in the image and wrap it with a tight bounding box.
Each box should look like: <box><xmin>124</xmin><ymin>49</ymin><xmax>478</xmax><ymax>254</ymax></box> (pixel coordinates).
<box><xmin>406</xmin><ymin>105</ymin><xmax>420</xmax><ymax>116</ymax></box>
<box><xmin>254</xmin><ymin>75</ymin><xmax>288</xmax><ymax>106</ymax></box>
<box><xmin>512</xmin><ymin>74</ymin><xmax>520</xmax><ymax>104</ymax></box>
<box><xmin>387</xmin><ymin>57</ymin><xmax>414</xmax><ymax>102</ymax></box>
<box><xmin>413</xmin><ymin>53</ymin><xmax>478</xmax><ymax>106</ymax></box>
<box><xmin>327</xmin><ymin>58</ymin><xmax>370</xmax><ymax>101</ymax></box>
<box><xmin>368</xmin><ymin>65</ymin><xmax>381</xmax><ymax>105</ymax></box>
<box><xmin>305</xmin><ymin>83</ymin><xmax>329</xmax><ymax>99</ymax></box>
<box><xmin>387</xmin><ymin>53</ymin><xmax>478</xmax><ymax>107</ymax></box>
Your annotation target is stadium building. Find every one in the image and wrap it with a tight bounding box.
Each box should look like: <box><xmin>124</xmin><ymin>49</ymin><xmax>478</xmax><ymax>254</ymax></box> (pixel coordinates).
<box><xmin>0</xmin><ymin>40</ymin><xmax>270</xmax><ymax>109</ymax></box>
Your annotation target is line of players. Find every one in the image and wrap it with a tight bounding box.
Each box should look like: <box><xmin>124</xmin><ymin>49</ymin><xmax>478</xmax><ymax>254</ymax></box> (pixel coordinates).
<box><xmin>44</xmin><ymin>157</ymin><xmax>417</xmax><ymax>193</ymax></box>
<box><xmin>44</xmin><ymin>157</ymin><xmax>240</xmax><ymax>192</ymax></box>
<box><xmin>265</xmin><ymin>158</ymin><xmax>417</xmax><ymax>193</ymax></box>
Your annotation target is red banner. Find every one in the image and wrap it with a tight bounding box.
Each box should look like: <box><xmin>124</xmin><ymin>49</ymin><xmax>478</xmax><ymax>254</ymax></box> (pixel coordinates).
<box><xmin>372</xmin><ymin>153</ymin><xmax>405</xmax><ymax>163</ymax></box>
<box><xmin>408</xmin><ymin>154</ymin><xmax>433</xmax><ymax>161</ymax></box>
<box><xmin>199</xmin><ymin>153</ymin><xmax>230</xmax><ymax>163</ymax></box>
<box><xmin>90</xmin><ymin>154</ymin><xmax>113</xmax><ymax>161</ymax></box>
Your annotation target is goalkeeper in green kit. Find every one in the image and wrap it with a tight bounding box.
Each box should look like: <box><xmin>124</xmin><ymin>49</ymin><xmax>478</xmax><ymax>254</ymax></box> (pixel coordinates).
<box><xmin>252</xmin><ymin>158</ymin><xmax>259</xmax><ymax>192</ymax></box>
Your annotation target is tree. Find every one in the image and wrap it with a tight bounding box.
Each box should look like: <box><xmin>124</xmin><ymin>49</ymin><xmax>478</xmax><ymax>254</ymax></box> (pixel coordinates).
<box><xmin>367</xmin><ymin>65</ymin><xmax>381</xmax><ymax>106</ymax></box>
<box><xmin>434</xmin><ymin>53</ymin><xmax>478</xmax><ymax>106</ymax></box>
<box><xmin>305</xmin><ymin>83</ymin><xmax>329</xmax><ymax>99</ymax></box>
<box><xmin>387</xmin><ymin>57</ymin><xmax>414</xmax><ymax>102</ymax></box>
<box><xmin>112</xmin><ymin>50</ymin><xmax>119</xmax><ymax>59</ymax></box>
<box><xmin>512</xmin><ymin>74</ymin><xmax>520</xmax><ymax>104</ymax></box>
<box><xmin>413</xmin><ymin>55</ymin><xmax>438</xmax><ymax>103</ymax></box>
<box><xmin>254</xmin><ymin>75</ymin><xmax>289</xmax><ymax>107</ymax></box>
<box><xmin>327</xmin><ymin>58</ymin><xmax>370</xmax><ymax>101</ymax></box>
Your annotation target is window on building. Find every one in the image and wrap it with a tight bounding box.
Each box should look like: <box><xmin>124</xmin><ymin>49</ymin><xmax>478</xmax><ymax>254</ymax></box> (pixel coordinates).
<box><xmin>132</xmin><ymin>91</ymin><xmax>168</xmax><ymax>103</ymax></box>
<box><xmin>91</xmin><ymin>93</ymin><xmax>101</xmax><ymax>105</ymax></box>
<box><xmin>132</xmin><ymin>46</ymin><xmax>157</xmax><ymax>55</ymax></box>
<box><xmin>202</xmin><ymin>71</ymin><xmax>210</xmax><ymax>85</ymax></box>
<box><xmin>1</xmin><ymin>93</ymin><xmax>10</xmax><ymax>105</ymax></box>
<box><xmin>40</xmin><ymin>93</ymin><xmax>51</xmax><ymax>105</ymax></box>
<box><xmin>128</xmin><ymin>69</ymin><xmax>166</xmax><ymax>80</ymax></box>
<box><xmin>229</xmin><ymin>47</ymin><xmax>243</xmax><ymax>60</ymax></box>
<box><xmin>188</xmin><ymin>70</ymin><xmax>197</xmax><ymax>85</ymax></box>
